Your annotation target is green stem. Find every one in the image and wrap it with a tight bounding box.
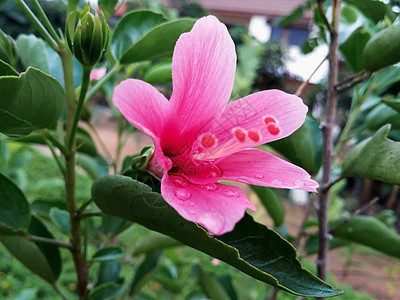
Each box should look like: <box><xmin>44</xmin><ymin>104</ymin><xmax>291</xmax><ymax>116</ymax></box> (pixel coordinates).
<box><xmin>25</xmin><ymin>233</ymin><xmax>72</xmax><ymax>249</ymax></box>
<box><xmin>14</xmin><ymin>0</ymin><xmax>58</xmax><ymax>50</ymax></box>
<box><xmin>68</xmin><ymin>66</ymin><xmax>92</xmax><ymax>150</ymax></box>
<box><xmin>60</xmin><ymin>48</ymin><xmax>88</xmax><ymax>300</ymax></box>
<box><xmin>31</xmin><ymin>0</ymin><xmax>62</xmax><ymax>46</ymax></box>
<box><xmin>81</xmin><ymin>211</ymin><xmax>103</xmax><ymax>218</ymax></box>
<box><xmin>43</xmin><ymin>137</ymin><xmax>66</xmax><ymax>175</ymax></box>
<box><xmin>85</xmin><ymin>63</ymin><xmax>122</xmax><ymax>103</ymax></box>
<box><xmin>39</xmin><ymin>129</ymin><xmax>67</xmax><ymax>155</ymax></box>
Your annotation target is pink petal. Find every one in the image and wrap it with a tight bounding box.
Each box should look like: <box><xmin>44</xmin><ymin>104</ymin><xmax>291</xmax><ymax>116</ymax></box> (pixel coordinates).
<box><xmin>197</xmin><ymin>90</ymin><xmax>308</xmax><ymax>159</ymax></box>
<box><xmin>161</xmin><ymin>174</ymin><xmax>256</xmax><ymax>235</ymax></box>
<box><xmin>168</xmin><ymin>16</ymin><xmax>236</xmax><ymax>142</ymax></box>
<box><xmin>217</xmin><ymin>149</ymin><xmax>319</xmax><ymax>192</ymax></box>
<box><xmin>90</xmin><ymin>67</ymin><xmax>106</xmax><ymax>81</ymax></box>
<box><xmin>113</xmin><ymin>79</ymin><xmax>172</xmax><ymax>169</ymax></box>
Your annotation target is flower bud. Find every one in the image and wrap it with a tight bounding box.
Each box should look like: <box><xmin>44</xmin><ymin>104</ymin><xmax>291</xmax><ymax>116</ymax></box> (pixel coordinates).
<box><xmin>66</xmin><ymin>3</ymin><xmax>109</xmax><ymax>67</ymax></box>
<box><xmin>0</xmin><ymin>29</ymin><xmax>18</xmax><ymax>67</ymax></box>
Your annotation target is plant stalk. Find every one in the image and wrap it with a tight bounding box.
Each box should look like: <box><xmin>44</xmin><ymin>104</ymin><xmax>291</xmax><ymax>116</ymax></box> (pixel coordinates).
<box><xmin>60</xmin><ymin>48</ymin><xmax>88</xmax><ymax>300</ymax></box>
<box><xmin>317</xmin><ymin>0</ymin><xmax>341</xmax><ymax>286</ymax></box>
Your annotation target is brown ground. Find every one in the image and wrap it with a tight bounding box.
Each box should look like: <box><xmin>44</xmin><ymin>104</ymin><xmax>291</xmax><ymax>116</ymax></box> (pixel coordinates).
<box><xmin>89</xmin><ymin>112</ymin><xmax>400</xmax><ymax>300</ymax></box>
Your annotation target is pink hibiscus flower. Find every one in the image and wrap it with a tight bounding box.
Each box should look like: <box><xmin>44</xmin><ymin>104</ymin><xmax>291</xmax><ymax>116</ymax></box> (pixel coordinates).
<box><xmin>113</xmin><ymin>16</ymin><xmax>318</xmax><ymax>235</ymax></box>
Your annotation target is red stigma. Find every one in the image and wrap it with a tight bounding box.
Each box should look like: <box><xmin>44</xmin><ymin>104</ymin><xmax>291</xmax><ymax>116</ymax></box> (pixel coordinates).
<box><xmin>200</xmin><ymin>133</ymin><xmax>216</xmax><ymax>148</ymax></box>
<box><xmin>267</xmin><ymin>123</ymin><xmax>280</xmax><ymax>135</ymax></box>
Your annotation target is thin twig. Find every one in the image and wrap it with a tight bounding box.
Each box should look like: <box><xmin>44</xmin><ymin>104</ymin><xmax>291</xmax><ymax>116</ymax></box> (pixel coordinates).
<box><xmin>317</xmin><ymin>0</ymin><xmax>341</xmax><ymax>285</ymax></box>
<box><xmin>295</xmin><ymin>193</ymin><xmax>317</xmax><ymax>250</ymax></box>
<box><xmin>53</xmin><ymin>283</ymin><xmax>69</xmax><ymax>300</ymax></box>
<box><xmin>81</xmin><ymin>211</ymin><xmax>103</xmax><ymax>218</ymax></box>
<box><xmin>329</xmin><ymin>197</ymin><xmax>379</xmax><ymax>235</ymax></box>
<box><xmin>335</xmin><ymin>70</ymin><xmax>372</xmax><ymax>93</ymax></box>
<box><xmin>320</xmin><ymin>176</ymin><xmax>344</xmax><ymax>193</ymax></box>
<box><xmin>295</xmin><ymin>55</ymin><xmax>328</xmax><ymax>97</ymax></box>
<box><xmin>25</xmin><ymin>233</ymin><xmax>72</xmax><ymax>249</ymax></box>
<box><xmin>318</xmin><ymin>1</ymin><xmax>333</xmax><ymax>33</ymax></box>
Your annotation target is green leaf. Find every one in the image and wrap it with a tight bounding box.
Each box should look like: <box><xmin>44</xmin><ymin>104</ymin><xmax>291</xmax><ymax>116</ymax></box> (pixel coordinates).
<box><xmin>333</xmin><ymin>215</ymin><xmax>400</xmax><ymax>259</ymax></box>
<box><xmin>274</xmin><ymin>0</ymin><xmax>312</xmax><ymax>26</ymax></box>
<box><xmin>77</xmin><ymin>153</ymin><xmax>109</xmax><ymax>180</ymax></box>
<box><xmin>49</xmin><ymin>208</ymin><xmax>70</xmax><ymax>235</ymax></box>
<box><xmin>98</xmin><ymin>0</ymin><xmax>118</xmax><ymax>20</ymax></box>
<box><xmin>133</xmin><ymin>232</ymin><xmax>181</xmax><ymax>256</ymax></box>
<box><xmin>143</xmin><ymin>61</ymin><xmax>172</xmax><ymax>84</ymax></box>
<box><xmin>0</xmin><ymin>216</ymin><xmax>62</xmax><ymax>283</ymax></box>
<box><xmin>365</xmin><ymin>103</ymin><xmax>400</xmax><ymax>130</ymax></box>
<box><xmin>342</xmin><ymin>125</ymin><xmax>400</xmax><ymax>185</ymax></box>
<box><xmin>339</xmin><ymin>27</ymin><xmax>371</xmax><ymax>72</ymax></box>
<box><xmin>269</xmin><ymin>116</ymin><xmax>322</xmax><ymax>175</ymax></box>
<box><xmin>111</xmin><ymin>10</ymin><xmax>195</xmax><ymax>64</ymax></box>
<box><xmin>251</xmin><ymin>186</ymin><xmax>285</xmax><ymax>227</ymax></box>
<box><xmin>130</xmin><ymin>251</ymin><xmax>162</xmax><ymax>295</ymax></box>
<box><xmin>0</xmin><ymin>172</ymin><xmax>30</xmax><ymax>235</ymax></box>
<box><xmin>92</xmin><ymin>175</ymin><xmax>342</xmax><ymax>297</ymax></box>
<box><xmin>382</xmin><ymin>96</ymin><xmax>400</xmax><ymax>114</ymax></box>
<box><xmin>16</xmin><ymin>34</ymin><xmax>50</xmax><ymax>74</ymax></box>
<box><xmin>119</xmin><ymin>18</ymin><xmax>195</xmax><ymax>64</ymax></box>
<box><xmin>101</xmin><ymin>214</ymin><xmax>132</xmax><ymax>237</ymax></box>
<box><xmin>91</xmin><ymin>246</ymin><xmax>125</xmax><ymax>262</ymax></box>
<box><xmin>89</xmin><ymin>282</ymin><xmax>125</xmax><ymax>300</ymax></box>
<box><xmin>344</xmin><ymin>0</ymin><xmax>396</xmax><ymax>24</ymax></box>
<box><xmin>111</xmin><ymin>10</ymin><xmax>167</xmax><ymax>61</ymax></box>
<box><xmin>96</xmin><ymin>261</ymin><xmax>121</xmax><ymax>286</ymax></box>
<box><xmin>0</xmin><ymin>59</ymin><xmax>18</xmax><ymax>76</ymax></box>
<box><xmin>193</xmin><ymin>264</ymin><xmax>231</xmax><ymax>300</ymax></box>
<box><xmin>0</xmin><ymin>67</ymin><xmax>65</xmax><ymax>136</ymax></box>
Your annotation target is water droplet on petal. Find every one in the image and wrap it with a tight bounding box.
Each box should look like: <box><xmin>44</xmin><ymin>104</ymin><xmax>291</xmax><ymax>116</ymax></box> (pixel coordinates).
<box><xmin>201</xmin><ymin>183</ymin><xmax>218</xmax><ymax>191</ymax></box>
<box><xmin>255</xmin><ymin>174</ymin><xmax>264</xmax><ymax>179</ymax></box>
<box><xmin>198</xmin><ymin>165</ymin><xmax>223</xmax><ymax>178</ymax></box>
<box><xmin>271</xmin><ymin>179</ymin><xmax>283</xmax><ymax>185</ymax></box>
<box><xmin>170</xmin><ymin>175</ymin><xmax>189</xmax><ymax>187</ymax></box>
<box><xmin>225</xmin><ymin>190</ymin><xmax>240</xmax><ymax>197</ymax></box>
<box><xmin>248</xmin><ymin>160</ymin><xmax>256</xmax><ymax>166</ymax></box>
<box><xmin>174</xmin><ymin>189</ymin><xmax>192</xmax><ymax>201</ymax></box>
<box><xmin>189</xmin><ymin>202</ymin><xmax>195</xmax><ymax>206</ymax></box>
<box><xmin>164</xmin><ymin>157</ymin><xmax>173</xmax><ymax>169</ymax></box>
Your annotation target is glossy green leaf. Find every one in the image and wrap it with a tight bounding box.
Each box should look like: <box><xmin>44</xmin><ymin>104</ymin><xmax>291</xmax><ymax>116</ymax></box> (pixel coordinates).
<box><xmin>91</xmin><ymin>246</ymin><xmax>125</xmax><ymax>262</ymax></box>
<box><xmin>143</xmin><ymin>61</ymin><xmax>172</xmax><ymax>84</ymax></box>
<box><xmin>101</xmin><ymin>214</ymin><xmax>132</xmax><ymax>237</ymax></box>
<box><xmin>0</xmin><ymin>216</ymin><xmax>62</xmax><ymax>283</ymax></box>
<box><xmin>339</xmin><ymin>27</ymin><xmax>371</xmax><ymax>72</ymax></box>
<box><xmin>133</xmin><ymin>232</ymin><xmax>181</xmax><ymax>256</ymax></box>
<box><xmin>333</xmin><ymin>215</ymin><xmax>400</xmax><ymax>259</ymax></box>
<box><xmin>111</xmin><ymin>10</ymin><xmax>167</xmax><ymax>61</ymax></box>
<box><xmin>0</xmin><ymin>59</ymin><xmax>18</xmax><ymax>76</ymax></box>
<box><xmin>365</xmin><ymin>103</ymin><xmax>400</xmax><ymax>130</ymax></box>
<box><xmin>119</xmin><ymin>18</ymin><xmax>195</xmax><ymax>64</ymax></box>
<box><xmin>96</xmin><ymin>261</ymin><xmax>121</xmax><ymax>286</ymax></box>
<box><xmin>251</xmin><ymin>186</ymin><xmax>285</xmax><ymax>227</ymax></box>
<box><xmin>382</xmin><ymin>96</ymin><xmax>400</xmax><ymax>114</ymax></box>
<box><xmin>344</xmin><ymin>0</ymin><xmax>396</xmax><ymax>24</ymax></box>
<box><xmin>49</xmin><ymin>208</ymin><xmax>70</xmax><ymax>235</ymax></box>
<box><xmin>130</xmin><ymin>251</ymin><xmax>162</xmax><ymax>295</ymax></box>
<box><xmin>98</xmin><ymin>0</ymin><xmax>118</xmax><ymax>20</ymax></box>
<box><xmin>0</xmin><ymin>172</ymin><xmax>30</xmax><ymax>235</ymax></box>
<box><xmin>89</xmin><ymin>282</ymin><xmax>125</xmax><ymax>300</ymax></box>
<box><xmin>0</xmin><ymin>67</ymin><xmax>65</xmax><ymax>136</ymax></box>
<box><xmin>111</xmin><ymin>10</ymin><xmax>195</xmax><ymax>64</ymax></box>
<box><xmin>92</xmin><ymin>175</ymin><xmax>342</xmax><ymax>297</ymax></box>
<box><xmin>269</xmin><ymin>116</ymin><xmax>322</xmax><ymax>175</ymax></box>
<box><xmin>342</xmin><ymin>125</ymin><xmax>400</xmax><ymax>185</ymax></box>
<box><xmin>274</xmin><ymin>0</ymin><xmax>312</xmax><ymax>26</ymax></box>
<box><xmin>16</xmin><ymin>34</ymin><xmax>50</xmax><ymax>74</ymax></box>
